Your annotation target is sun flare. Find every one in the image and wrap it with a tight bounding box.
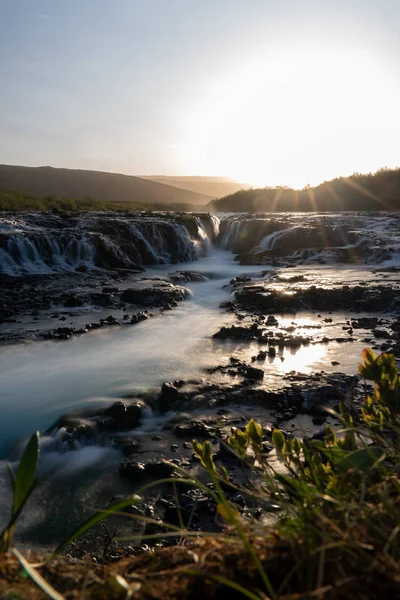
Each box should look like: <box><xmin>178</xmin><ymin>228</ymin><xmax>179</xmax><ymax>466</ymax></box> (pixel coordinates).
<box><xmin>183</xmin><ymin>46</ymin><xmax>400</xmax><ymax>188</ymax></box>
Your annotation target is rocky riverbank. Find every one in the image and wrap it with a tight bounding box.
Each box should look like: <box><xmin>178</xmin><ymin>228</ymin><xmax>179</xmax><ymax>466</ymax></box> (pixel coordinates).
<box><xmin>0</xmin><ymin>211</ymin><xmax>218</xmax><ymax>342</ymax></box>
<box><xmin>1</xmin><ymin>210</ymin><xmax>399</xmax><ymax>558</ymax></box>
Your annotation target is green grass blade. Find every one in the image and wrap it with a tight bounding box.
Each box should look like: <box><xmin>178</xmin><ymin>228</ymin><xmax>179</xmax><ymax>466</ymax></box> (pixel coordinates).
<box><xmin>13</xmin><ymin>548</ymin><xmax>65</xmax><ymax>600</ymax></box>
<box><xmin>50</xmin><ymin>494</ymin><xmax>141</xmax><ymax>558</ymax></box>
<box><xmin>13</xmin><ymin>431</ymin><xmax>40</xmax><ymax>513</ymax></box>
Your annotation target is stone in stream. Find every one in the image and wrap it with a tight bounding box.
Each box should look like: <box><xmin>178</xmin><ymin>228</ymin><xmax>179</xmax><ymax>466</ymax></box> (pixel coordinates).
<box><xmin>157</xmin><ymin>382</ymin><xmax>187</xmax><ymax>412</ymax></box>
<box><xmin>121</xmin><ymin>283</ymin><xmax>189</xmax><ymax>307</ymax></box>
<box><xmin>130</xmin><ymin>311</ymin><xmax>150</xmax><ymax>324</ymax></box>
<box><xmin>174</xmin><ymin>421</ymin><xmax>216</xmax><ymax>438</ymax></box>
<box><xmin>119</xmin><ymin>458</ymin><xmax>175</xmax><ymax>482</ymax></box>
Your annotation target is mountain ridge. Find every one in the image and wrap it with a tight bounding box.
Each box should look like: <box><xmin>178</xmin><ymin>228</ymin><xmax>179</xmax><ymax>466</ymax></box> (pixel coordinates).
<box><xmin>0</xmin><ymin>164</ymin><xmax>211</xmax><ymax>207</ymax></box>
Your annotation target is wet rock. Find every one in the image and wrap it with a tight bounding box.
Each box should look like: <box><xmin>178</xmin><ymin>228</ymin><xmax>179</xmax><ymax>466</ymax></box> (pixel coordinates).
<box><xmin>122</xmin><ymin>440</ymin><xmax>141</xmax><ymax>456</ymax></box>
<box><xmin>232</xmin><ymin>285</ymin><xmax>397</xmax><ymax>315</ymax></box>
<box><xmin>119</xmin><ymin>458</ymin><xmax>175</xmax><ymax>482</ymax></box>
<box><xmin>168</xmin><ymin>270</ymin><xmax>207</xmax><ymax>283</ymax></box>
<box><xmin>101</xmin><ymin>315</ymin><xmax>120</xmax><ymax>325</ymax></box>
<box><xmin>104</xmin><ymin>401</ymin><xmax>142</xmax><ymax>429</ymax></box>
<box><xmin>130</xmin><ymin>311</ymin><xmax>149</xmax><ymax>325</ymax></box>
<box><xmin>213</xmin><ymin>324</ymin><xmax>263</xmax><ymax>340</ymax></box>
<box><xmin>119</xmin><ymin>460</ymin><xmax>146</xmax><ymax>481</ymax></box>
<box><xmin>106</xmin><ymin>401</ymin><xmax>127</xmax><ymax>421</ymax></box>
<box><xmin>121</xmin><ymin>284</ymin><xmax>189</xmax><ymax>307</ymax></box>
<box><xmin>266</xmin><ymin>315</ymin><xmax>279</xmax><ymax>326</ymax></box>
<box><xmin>63</xmin><ymin>293</ymin><xmax>85</xmax><ymax>308</ymax></box>
<box><xmin>208</xmin><ymin>358</ymin><xmax>264</xmax><ymax>380</ymax></box>
<box><xmin>157</xmin><ymin>382</ymin><xmax>187</xmax><ymax>412</ymax></box>
<box><xmin>89</xmin><ymin>292</ymin><xmax>117</xmax><ymax>308</ymax></box>
<box><xmin>244</xmin><ymin>365</ymin><xmax>264</xmax><ymax>380</ymax></box>
<box><xmin>174</xmin><ymin>421</ymin><xmax>215</xmax><ymax>438</ymax></box>
<box><xmin>373</xmin><ymin>329</ymin><xmax>390</xmax><ymax>339</ymax></box>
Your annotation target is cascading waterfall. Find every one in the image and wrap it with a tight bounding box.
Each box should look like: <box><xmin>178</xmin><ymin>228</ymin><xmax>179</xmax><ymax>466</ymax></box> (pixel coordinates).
<box><xmin>218</xmin><ymin>212</ymin><xmax>400</xmax><ymax>265</ymax></box>
<box><xmin>0</xmin><ymin>212</ymin><xmax>220</xmax><ymax>276</ymax></box>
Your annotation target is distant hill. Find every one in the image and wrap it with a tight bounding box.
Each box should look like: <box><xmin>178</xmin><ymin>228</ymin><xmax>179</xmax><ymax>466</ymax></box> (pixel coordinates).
<box><xmin>0</xmin><ymin>165</ymin><xmax>211</xmax><ymax>207</ymax></box>
<box><xmin>209</xmin><ymin>168</ymin><xmax>400</xmax><ymax>212</ymax></box>
<box><xmin>141</xmin><ymin>176</ymin><xmax>250</xmax><ymax>198</ymax></box>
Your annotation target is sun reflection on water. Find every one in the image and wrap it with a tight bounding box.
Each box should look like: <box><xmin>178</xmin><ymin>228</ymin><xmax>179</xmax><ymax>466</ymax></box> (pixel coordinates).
<box><xmin>275</xmin><ymin>343</ymin><xmax>328</xmax><ymax>374</ymax></box>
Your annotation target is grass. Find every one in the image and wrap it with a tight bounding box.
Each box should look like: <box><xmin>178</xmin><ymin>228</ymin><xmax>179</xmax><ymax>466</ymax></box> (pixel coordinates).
<box><xmin>0</xmin><ymin>188</ymin><xmax>199</xmax><ymax>213</ymax></box>
<box><xmin>1</xmin><ymin>349</ymin><xmax>400</xmax><ymax>599</ymax></box>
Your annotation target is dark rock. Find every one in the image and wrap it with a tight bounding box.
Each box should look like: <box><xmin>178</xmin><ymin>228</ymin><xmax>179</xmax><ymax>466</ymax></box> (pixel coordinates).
<box><xmin>244</xmin><ymin>365</ymin><xmax>264</xmax><ymax>380</ymax></box>
<box><xmin>266</xmin><ymin>315</ymin><xmax>278</xmax><ymax>325</ymax></box>
<box><xmin>119</xmin><ymin>458</ymin><xmax>174</xmax><ymax>482</ymax></box>
<box><xmin>119</xmin><ymin>460</ymin><xmax>146</xmax><ymax>482</ymax></box>
<box><xmin>122</xmin><ymin>440</ymin><xmax>141</xmax><ymax>456</ymax></box>
<box><xmin>63</xmin><ymin>294</ymin><xmax>85</xmax><ymax>308</ymax></box>
<box><xmin>130</xmin><ymin>311</ymin><xmax>149</xmax><ymax>325</ymax></box>
<box><xmin>105</xmin><ymin>401</ymin><xmax>127</xmax><ymax>422</ymax></box>
<box><xmin>102</xmin><ymin>315</ymin><xmax>120</xmax><ymax>325</ymax></box>
<box><xmin>157</xmin><ymin>382</ymin><xmax>186</xmax><ymax>412</ymax></box>
<box><xmin>174</xmin><ymin>421</ymin><xmax>215</xmax><ymax>438</ymax></box>
<box><xmin>121</xmin><ymin>284</ymin><xmax>189</xmax><ymax>307</ymax></box>
<box><xmin>213</xmin><ymin>324</ymin><xmax>263</xmax><ymax>340</ymax></box>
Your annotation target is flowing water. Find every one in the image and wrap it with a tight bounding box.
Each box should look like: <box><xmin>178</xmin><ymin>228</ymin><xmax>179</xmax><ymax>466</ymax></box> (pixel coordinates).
<box><xmin>0</xmin><ymin>211</ymin><xmax>399</xmax><ymax>547</ymax></box>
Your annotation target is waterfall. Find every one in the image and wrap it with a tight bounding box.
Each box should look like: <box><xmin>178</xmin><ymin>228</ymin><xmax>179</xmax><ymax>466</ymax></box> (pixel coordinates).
<box><xmin>0</xmin><ymin>212</ymin><xmax>220</xmax><ymax>276</ymax></box>
<box><xmin>218</xmin><ymin>212</ymin><xmax>400</xmax><ymax>265</ymax></box>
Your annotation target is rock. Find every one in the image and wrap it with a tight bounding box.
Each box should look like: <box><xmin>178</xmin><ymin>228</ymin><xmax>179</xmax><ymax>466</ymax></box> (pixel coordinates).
<box><xmin>119</xmin><ymin>460</ymin><xmax>146</xmax><ymax>481</ymax></box>
<box><xmin>312</xmin><ymin>415</ymin><xmax>326</xmax><ymax>425</ymax></box>
<box><xmin>157</xmin><ymin>382</ymin><xmax>186</xmax><ymax>412</ymax></box>
<box><xmin>168</xmin><ymin>271</ymin><xmax>207</xmax><ymax>283</ymax></box>
<box><xmin>244</xmin><ymin>365</ymin><xmax>264</xmax><ymax>380</ymax></box>
<box><xmin>174</xmin><ymin>421</ymin><xmax>215</xmax><ymax>438</ymax></box>
<box><xmin>63</xmin><ymin>294</ymin><xmax>84</xmax><ymax>308</ymax></box>
<box><xmin>373</xmin><ymin>329</ymin><xmax>390</xmax><ymax>339</ymax></box>
<box><xmin>122</xmin><ymin>440</ymin><xmax>141</xmax><ymax>456</ymax></box>
<box><xmin>119</xmin><ymin>458</ymin><xmax>175</xmax><ymax>483</ymax></box>
<box><xmin>104</xmin><ymin>401</ymin><xmax>142</xmax><ymax>429</ymax></box>
<box><xmin>126</xmin><ymin>402</ymin><xmax>143</xmax><ymax>428</ymax></box>
<box><xmin>103</xmin><ymin>315</ymin><xmax>120</xmax><ymax>325</ymax></box>
<box><xmin>266</xmin><ymin>315</ymin><xmax>279</xmax><ymax>325</ymax></box>
<box><xmin>121</xmin><ymin>284</ymin><xmax>189</xmax><ymax>307</ymax></box>
<box><xmin>89</xmin><ymin>293</ymin><xmax>117</xmax><ymax>308</ymax></box>
<box><xmin>106</xmin><ymin>401</ymin><xmax>127</xmax><ymax>422</ymax></box>
<box><xmin>213</xmin><ymin>324</ymin><xmax>263</xmax><ymax>340</ymax></box>
<box><xmin>130</xmin><ymin>311</ymin><xmax>149</xmax><ymax>325</ymax></box>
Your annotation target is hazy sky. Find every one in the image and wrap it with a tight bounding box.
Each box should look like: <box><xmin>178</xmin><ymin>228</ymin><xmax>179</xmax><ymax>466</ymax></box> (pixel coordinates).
<box><xmin>1</xmin><ymin>0</ymin><xmax>399</xmax><ymax>187</ymax></box>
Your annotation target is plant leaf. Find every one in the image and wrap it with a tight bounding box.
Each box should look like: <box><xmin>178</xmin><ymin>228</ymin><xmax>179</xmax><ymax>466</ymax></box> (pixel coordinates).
<box><xmin>13</xmin><ymin>548</ymin><xmax>65</xmax><ymax>600</ymax></box>
<box><xmin>13</xmin><ymin>431</ymin><xmax>40</xmax><ymax>514</ymax></box>
<box><xmin>336</xmin><ymin>447</ymin><xmax>385</xmax><ymax>473</ymax></box>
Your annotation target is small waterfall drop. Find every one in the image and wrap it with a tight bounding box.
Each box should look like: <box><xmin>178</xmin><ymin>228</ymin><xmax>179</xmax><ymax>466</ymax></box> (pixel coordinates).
<box><xmin>0</xmin><ymin>212</ymin><xmax>220</xmax><ymax>276</ymax></box>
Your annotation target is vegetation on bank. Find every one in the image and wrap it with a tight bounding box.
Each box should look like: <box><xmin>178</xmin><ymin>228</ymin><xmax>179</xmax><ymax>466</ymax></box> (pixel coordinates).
<box><xmin>1</xmin><ymin>349</ymin><xmax>400</xmax><ymax>599</ymax></box>
<box><xmin>0</xmin><ymin>164</ymin><xmax>210</xmax><ymax>207</ymax></box>
<box><xmin>209</xmin><ymin>167</ymin><xmax>400</xmax><ymax>212</ymax></box>
<box><xmin>0</xmin><ymin>189</ymin><xmax>195</xmax><ymax>213</ymax></box>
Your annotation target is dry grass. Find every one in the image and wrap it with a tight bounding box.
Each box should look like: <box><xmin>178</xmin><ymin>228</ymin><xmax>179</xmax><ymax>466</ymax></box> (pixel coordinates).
<box><xmin>2</xmin><ymin>526</ymin><xmax>400</xmax><ymax>600</ymax></box>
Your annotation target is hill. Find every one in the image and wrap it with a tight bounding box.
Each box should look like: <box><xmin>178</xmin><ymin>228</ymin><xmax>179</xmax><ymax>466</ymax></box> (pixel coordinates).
<box><xmin>0</xmin><ymin>165</ymin><xmax>210</xmax><ymax>207</ymax></box>
<box><xmin>209</xmin><ymin>168</ymin><xmax>400</xmax><ymax>212</ymax></box>
<box><xmin>140</xmin><ymin>176</ymin><xmax>250</xmax><ymax>198</ymax></box>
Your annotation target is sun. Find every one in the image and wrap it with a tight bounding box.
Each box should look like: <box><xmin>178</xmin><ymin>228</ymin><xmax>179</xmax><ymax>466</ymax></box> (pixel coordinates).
<box><xmin>182</xmin><ymin>45</ymin><xmax>400</xmax><ymax>188</ymax></box>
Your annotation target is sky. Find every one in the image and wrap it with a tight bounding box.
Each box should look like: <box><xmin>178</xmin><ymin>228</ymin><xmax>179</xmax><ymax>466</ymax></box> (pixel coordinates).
<box><xmin>0</xmin><ymin>0</ymin><xmax>400</xmax><ymax>188</ymax></box>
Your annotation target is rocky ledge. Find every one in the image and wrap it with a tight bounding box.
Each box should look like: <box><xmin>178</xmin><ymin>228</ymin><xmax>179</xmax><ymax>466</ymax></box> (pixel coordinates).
<box><xmin>0</xmin><ymin>270</ymin><xmax>205</xmax><ymax>343</ymax></box>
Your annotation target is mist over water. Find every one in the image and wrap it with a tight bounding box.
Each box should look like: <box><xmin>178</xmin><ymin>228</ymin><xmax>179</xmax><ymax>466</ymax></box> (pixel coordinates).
<box><xmin>0</xmin><ymin>211</ymin><xmax>399</xmax><ymax>460</ymax></box>
<box><xmin>0</xmin><ymin>250</ymin><xmax>256</xmax><ymax>452</ymax></box>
